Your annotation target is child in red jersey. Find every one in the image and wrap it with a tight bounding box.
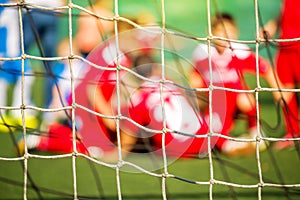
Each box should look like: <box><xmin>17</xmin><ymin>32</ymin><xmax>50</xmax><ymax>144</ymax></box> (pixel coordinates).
<box><xmin>17</xmin><ymin>18</ymin><xmax>162</xmax><ymax>158</ymax></box>
<box><xmin>190</xmin><ymin>13</ymin><xmax>280</xmax><ymax>156</ymax></box>
<box><xmin>17</xmin><ymin>38</ymin><xmax>131</xmax><ymax>156</ymax></box>
<box><xmin>97</xmin><ymin>54</ymin><xmax>212</xmax><ymax>161</ymax></box>
<box><xmin>17</xmin><ymin>20</ymin><xmax>134</xmax><ymax>156</ymax></box>
<box><xmin>262</xmin><ymin>0</ymin><xmax>300</xmax><ymax>149</ymax></box>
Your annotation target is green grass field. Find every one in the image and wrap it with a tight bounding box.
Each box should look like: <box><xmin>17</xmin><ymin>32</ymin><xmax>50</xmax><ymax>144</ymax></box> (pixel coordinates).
<box><xmin>0</xmin><ymin>128</ymin><xmax>300</xmax><ymax>199</ymax></box>
<box><xmin>1</xmin><ymin>0</ymin><xmax>300</xmax><ymax>199</ymax></box>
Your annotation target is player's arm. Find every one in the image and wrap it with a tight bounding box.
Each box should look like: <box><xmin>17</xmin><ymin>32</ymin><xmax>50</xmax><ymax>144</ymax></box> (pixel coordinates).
<box><xmin>189</xmin><ymin>69</ymin><xmax>209</xmax><ymax>112</ymax></box>
<box><xmin>190</xmin><ymin>68</ymin><xmax>205</xmax><ymax>88</ymax></box>
<box><xmin>260</xmin><ymin>19</ymin><xmax>279</xmax><ymax>39</ymax></box>
<box><xmin>259</xmin><ymin>1</ymin><xmax>282</xmax><ymax>40</ymax></box>
<box><xmin>262</xmin><ymin>63</ymin><xmax>294</xmax><ymax>105</ymax></box>
<box><xmin>241</xmin><ymin>53</ymin><xmax>285</xmax><ymax>102</ymax></box>
<box><xmin>252</xmin><ymin>57</ymin><xmax>291</xmax><ymax>102</ymax></box>
<box><xmin>87</xmin><ymin>84</ymin><xmax>116</xmax><ymax>131</ymax></box>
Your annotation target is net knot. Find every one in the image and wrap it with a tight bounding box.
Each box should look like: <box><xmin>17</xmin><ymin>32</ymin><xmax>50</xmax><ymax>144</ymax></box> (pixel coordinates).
<box><xmin>207</xmin><ymin>35</ymin><xmax>213</xmax><ymax>41</ymax></box>
<box><xmin>162</xmin><ymin>127</ymin><xmax>168</xmax><ymax>134</ymax></box>
<box><xmin>72</xmin><ymin>103</ymin><xmax>77</xmax><ymax>109</ymax></box>
<box><xmin>21</xmin><ymin>54</ymin><xmax>26</xmax><ymax>60</ymax></box>
<box><xmin>256</xmin><ymin>37</ymin><xmax>262</xmax><ymax>44</ymax></box>
<box><xmin>162</xmin><ymin>172</ymin><xmax>168</xmax><ymax>178</ymax></box>
<box><xmin>255</xmin><ymin>87</ymin><xmax>262</xmax><ymax>92</ymax></box>
<box><xmin>113</xmin><ymin>15</ymin><xmax>120</xmax><ymax>22</ymax></box>
<box><xmin>20</xmin><ymin>104</ymin><xmax>26</xmax><ymax>110</ymax></box>
<box><xmin>23</xmin><ymin>153</ymin><xmax>29</xmax><ymax>160</ymax></box>
<box><xmin>68</xmin><ymin>2</ymin><xmax>74</xmax><ymax>8</ymax></box>
<box><xmin>72</xmin><ymin>150</ymin><xmax>78</xmax><ymax>157</ymax></box>
<box><xmin>258</xmin><ymin>182</ymin><xmax>264</xmax><ymax>188</ymax></box>
<box><xmin>68</xmin><ymin>55</ymin><xmax>75</xmax><ymax>60</ymax></box>
<box><xmin>117</xmin><ymin>160</ymin><xmax>124</xmax><ymax>168</ymax></box>
<box><xmin>256</xmin><ymin>136</ymin><xmax>261</xmax><ymax>142</ymax></box>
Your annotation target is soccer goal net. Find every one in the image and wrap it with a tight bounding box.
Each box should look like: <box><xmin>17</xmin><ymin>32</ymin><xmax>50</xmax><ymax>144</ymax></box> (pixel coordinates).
<box><xmin>0</xmin><ymin>0</ymin><xmax>299</xmax><ymax>199</ymax></box>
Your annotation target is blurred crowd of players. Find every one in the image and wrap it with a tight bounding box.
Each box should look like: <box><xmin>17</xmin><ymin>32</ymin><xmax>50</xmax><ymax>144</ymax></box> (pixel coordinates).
<box><xmin>0</xmin><ymin>0</ymin><xmax>299</xmax><ymax>161</ymax></box>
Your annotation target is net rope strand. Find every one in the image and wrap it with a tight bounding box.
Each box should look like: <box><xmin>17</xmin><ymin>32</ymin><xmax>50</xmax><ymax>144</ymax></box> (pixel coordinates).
<box><xmin>206</xmin><ymin>0</ymin><xmax>215</xmax><ymax>200</ymax></box>
<box><xmin>0</xmin><ymin>1</ymin><xmax>300</xmax><ymax>199</ymax></box>
<box><xmin>254</xmin><ymin>2</ymin><xmax>264</xmax><ymax>200</ymax></box>
<box><xmin>17</xmin><ymin>2</ymin><xmax>30</xmax><ymax>199</ymax></box>
<box><xmin>159</xmin><ymin>0</ymin><xmax>169</xmax><ymax>199</ymax></box>
<box><xmin>66</xmin><ymin>1</ymin><xmax>79</xmax><ymax>199</ymax></box>
<box><xmin>113</xmin><ymin>0</ymin><xmax>124</xmax><ymax>199</ymax></box>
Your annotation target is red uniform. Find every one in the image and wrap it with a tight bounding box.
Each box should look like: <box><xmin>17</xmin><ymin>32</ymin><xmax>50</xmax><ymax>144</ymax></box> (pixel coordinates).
<box><xmin>31</xmin><ymin>28</ymin><xmax>161</xmax><ymax>156</ymax></box>
<box><xmin>280</xmin><ymin>0</ymin><xmax>300</xmax><ymax>41</ymax></box>
<box><xmin>74</xmin><ymin>41</ymin><xmax>131</xmax><ymax>152</ymax></box>
<box><xmin>34</xmin><ymin>41</ymin><xmax>131</xmax><ymax>155</ymax></box>
<box><xmin>192</xmin><ymin>43</ymin><xmax>268</xmax><ymax>148</ymax></box>
<box><xmin>277</xmin><ymin>0</ymin><xmax>300</xmax><ymax>84</ymax></box>
<box><xmin>276</xmin><ymin>0</ymin><xmax>300</xmax><ymax>137</ymax></box>
<box><xmin>121</xmin><ymin>76</ymin><xmax>211</xmax><ymax>158</ymax></box>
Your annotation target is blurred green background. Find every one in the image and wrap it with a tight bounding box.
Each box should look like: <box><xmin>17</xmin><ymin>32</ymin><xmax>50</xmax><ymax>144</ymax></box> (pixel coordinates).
<box><xmin>1</xmin><ymin>0</ymin><xmax>299</xmax><ymax>199</ymax></box>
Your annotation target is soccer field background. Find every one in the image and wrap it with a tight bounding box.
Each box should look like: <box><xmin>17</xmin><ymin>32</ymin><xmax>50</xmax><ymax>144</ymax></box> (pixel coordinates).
<box><xmin>1</xmin><ymin>0</ymin><xmax>300</xmax><ymax>199</ymax></box>
<box><xmin>0</xmin><ymin>127</ymin><xmax>300</xmax><ymax>199</ymax></box>
<box><xmin>58</xmin><ymin>0</ymin><xmax>280</xmax><ymax>41</ymax></box>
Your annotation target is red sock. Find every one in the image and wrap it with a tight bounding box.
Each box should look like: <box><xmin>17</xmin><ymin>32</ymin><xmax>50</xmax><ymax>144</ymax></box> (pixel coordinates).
<box><xmin>37</xmin><ymin>123</ymin><xmax>88</xmax><ymax>154</ymax></box>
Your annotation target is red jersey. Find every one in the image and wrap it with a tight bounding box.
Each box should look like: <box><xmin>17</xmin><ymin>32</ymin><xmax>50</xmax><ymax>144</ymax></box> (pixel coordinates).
<box><xmin>75</xmin><ymin>41</ymin><xmax>131</xmax><ymax>152</ymax></box>
<box><xmin>192</xmin><ymin>43</ymin><xmax>268</xmax><ymax>142</ymax></box>
<box><xmin>280</xmin><ymin>0</ymin><xmax>300</xmax><ymax>40</ymax></box>
<box><xmin>275</xmin><ymin>0</ymin><xmax>300</xmax><ymax>138</ymax></box>
<box><xmin>192</xmin><ymin>43</ymin><xmax>268</xmax><ymax>89</ymax></box>
<box><xmin>122</xmin><ymin>76</ymin><xmax>213</xmax><ymax>158</ymax></box>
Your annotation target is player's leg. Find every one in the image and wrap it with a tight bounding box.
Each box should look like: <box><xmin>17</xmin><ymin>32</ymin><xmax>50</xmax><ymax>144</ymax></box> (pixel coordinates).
<box><xmin>17</xmin><ymin>122</ymin><xmax>87</xmax><ymax>155</ymax></box>
<box><xmin>221</xmin><ymin>93</ymin><xmax>265</xmax><ymax>157</ymax></box>
<box><xmin>237</xmin><ymin>93</ymin><xmax>269</xmax><ymax>150</ymax></box>
<box><xmin>275</xmin><ymin>49</ymin><xmax>299</xmax><ymax>149</ymax></box>
<box><xmin>236</xmin><ymin>92</ymin><xmax>257</xmax><ymax>129</ymax></box>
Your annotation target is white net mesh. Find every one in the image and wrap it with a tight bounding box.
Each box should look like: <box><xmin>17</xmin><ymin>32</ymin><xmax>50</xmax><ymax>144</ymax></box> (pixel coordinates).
<box><xmin>0</xmin><ymin>0</ymin><xmax>299</xmax><ymax>199</ymax></box>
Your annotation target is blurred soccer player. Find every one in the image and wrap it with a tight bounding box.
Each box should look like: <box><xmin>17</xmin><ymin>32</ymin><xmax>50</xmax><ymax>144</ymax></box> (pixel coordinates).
<box><xmin>190</xmin><ymin>13</ymin><xmax>279</xmax><ymax>156</ymax></box>
<box><xmin>75</xmin><ymin>0</ymin><xmax>114</xmax><ymax>57</ymax></box>
<box><xmin>22</xmin><ymin>0</ymin><xmax>65</xmax><ymax>108</ymax></box>
<box><xmin>41</xmin><ymin>38</ymin><xmax>84</xmax><ymax>127</ymax></box>
<box><xmin>97</xmin><ymin>54</ymin><xmax>212</xmax><ymax>162</ymax></box>
<box><xmin>262</xmin><ymin>0</ymin><xmax>300</xmax><ymax>149</ymax></box>
<box><xmin>0</xmin><ymin>0</ymin><xmax>37</xmax><ymax>131</ymax></box>
<box><xmin>17</xmin><ymin>20</ymin><xmax>134</xmax><ymax>156</ymax></box>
